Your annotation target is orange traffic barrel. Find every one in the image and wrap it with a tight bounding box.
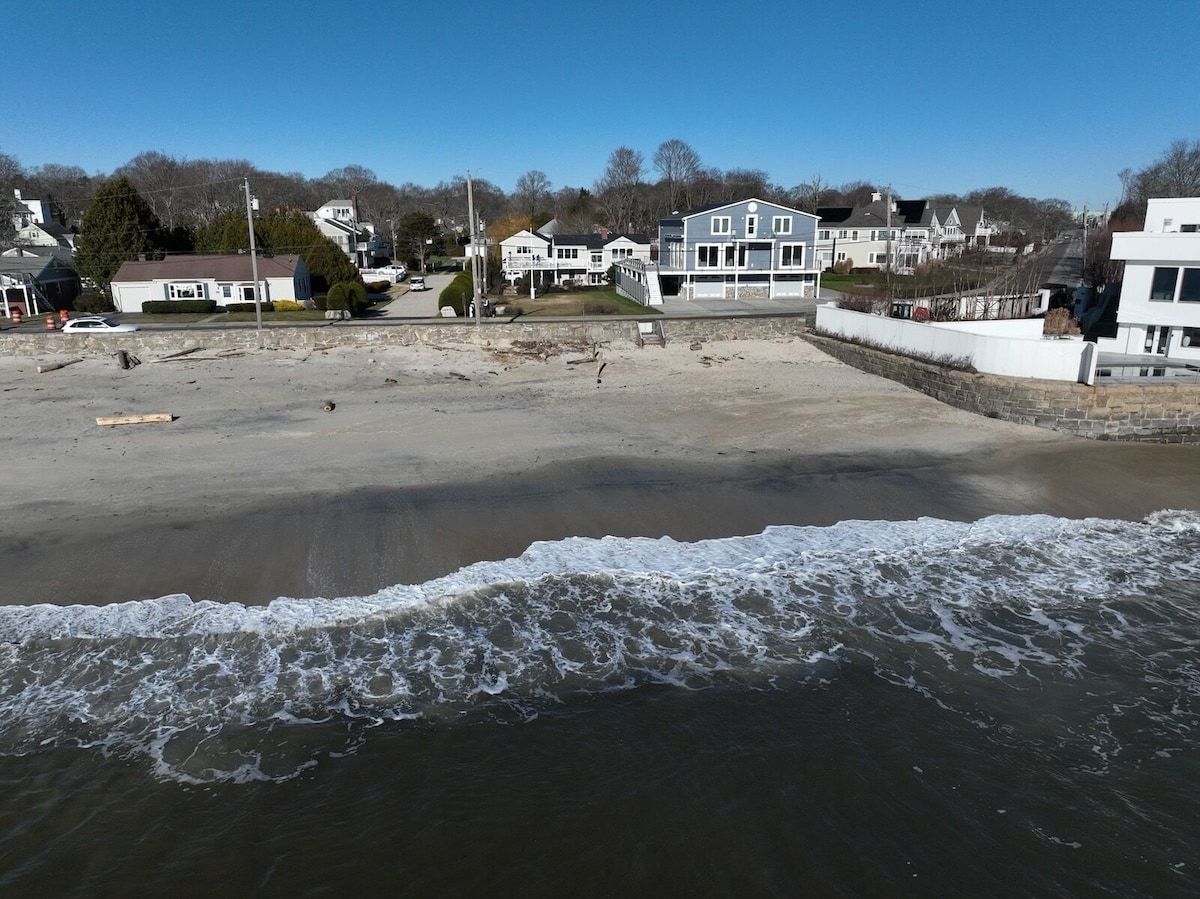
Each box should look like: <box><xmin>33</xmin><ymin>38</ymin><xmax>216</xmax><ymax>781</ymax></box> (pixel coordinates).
<box><xmin>59</xmin><ymin>309</ymin><xmax>69</xmax><ymax>324</ymax></box>
<box><xmin>45</xmin><ymin>314</ymin><xmax>56</xmax><ymax>331</ymax></box>
<box><xmin>10</xmin><ymin>310</ymin><xmax>21</xmax><ymax>325</ymax></box>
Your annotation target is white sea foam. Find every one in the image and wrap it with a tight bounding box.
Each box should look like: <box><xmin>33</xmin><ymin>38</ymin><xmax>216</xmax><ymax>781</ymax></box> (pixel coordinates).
<box><xmin>1</xmin><ymin>510</ymin><xmax>1198</xmax><ymax>783</ymax></box>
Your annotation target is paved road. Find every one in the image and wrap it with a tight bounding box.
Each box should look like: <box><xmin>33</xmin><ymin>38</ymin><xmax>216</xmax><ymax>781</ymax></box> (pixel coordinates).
<box><xmin>1041</xmin><ymin>229</ymin><xmax>1084</xmax><ymax>286</ymax></box>
<box><xmin>372</xmin><ymin>270</ymin><xmax>458</xmax><ymax>319</ymax></box>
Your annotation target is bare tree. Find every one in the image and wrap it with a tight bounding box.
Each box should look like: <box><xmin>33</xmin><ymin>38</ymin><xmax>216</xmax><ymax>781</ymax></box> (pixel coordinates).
<box><xmin>790</xmin><ymin>173</ymin><xmax>829</xmax><ymax>213</ymax></box>
<box><xmin>26</xmin><ymin>163</ymin><xmax>96</xmax><ymax>226</ymax></box>
<box><xmin>652</xmin><ymin>139</ymin><xmax>702</xmax><ymax>214</ymax></box>
<box><xmin>513</xmin><ymin>169</ymin><xmax>553</xmax><ymax>226</ymax></box>
<box><xmin>116</xmin><ymin>151</ymin><xmax>187</xmax><ymax>230</ymax></box>
<box><xmin>594</xmin><ymin>146</ymin><xmax>644</xmax><ymax>232</ymax></box>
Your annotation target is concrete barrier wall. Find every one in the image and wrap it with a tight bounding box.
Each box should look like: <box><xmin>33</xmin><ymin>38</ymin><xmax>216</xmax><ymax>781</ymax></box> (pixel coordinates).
<box><xmin>805</xmin><ymin>333</ymin><xmax>1200</xmax><ymax>443</ymax></box>
<box><xmin>815</xmin><ymin>304</ymin><xmax>1089</xmax><ymax>382</ymax></box>
<box><xmin>0</xmin><ymin>316</ymin><xmax>811</xmax><ymax>359</ymax></box>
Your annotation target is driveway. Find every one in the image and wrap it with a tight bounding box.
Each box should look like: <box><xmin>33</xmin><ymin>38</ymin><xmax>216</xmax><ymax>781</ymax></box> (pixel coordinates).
<box><xmin>372</xmin><ymin>270</ymin><xmax>459</xmax><ymax>319</ymax></box>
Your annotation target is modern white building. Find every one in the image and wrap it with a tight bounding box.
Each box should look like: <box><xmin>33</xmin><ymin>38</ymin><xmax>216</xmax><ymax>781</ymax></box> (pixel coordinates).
<box><xmin>1105</xmin><ymin>197</ymin><xmax>1200</xmax><ymax>360</ymax></box>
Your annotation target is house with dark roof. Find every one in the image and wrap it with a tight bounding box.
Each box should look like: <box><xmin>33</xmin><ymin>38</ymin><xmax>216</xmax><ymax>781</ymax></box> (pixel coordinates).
<box><xmin>615</xmin><ymin>198</ymin><xmax>819</xmax><ymax>305</ymax></box>
<box><xmin>109</xmin><ymin>254</ymin><xmax>311</xmax><ymax>312</ymax></box>
<box><xmin>815</xmin><ymin>195</ymin><xmax>994</xmax><ymax>273</ymax></box>
<box><xmin>0</xmin><ymin>248</ymin><xmax>81</xmax><ymax>315</ymax></box>
<box><xmin>499</xmin><ymin>228</ymin><xmax>651</xmax><ymax>288</ymax></box>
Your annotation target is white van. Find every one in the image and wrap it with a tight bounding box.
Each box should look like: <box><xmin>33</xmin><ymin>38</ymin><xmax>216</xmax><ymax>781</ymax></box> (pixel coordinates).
<box><xmin>409</xmin><ymin>277</ymin><xmax>427</xmax><ymax>291</ymax></box>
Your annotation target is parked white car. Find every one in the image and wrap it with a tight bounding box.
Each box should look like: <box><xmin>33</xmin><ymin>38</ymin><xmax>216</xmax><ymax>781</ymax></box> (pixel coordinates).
<box><xmin>409</xmin><ymin>277</ymin><xmax>428</xmax><ymax>291</ymax></box>
<box><xmin>60</xmin><ymin>316</ymin><xmax>140</xmax><ymax>333</ymax></box>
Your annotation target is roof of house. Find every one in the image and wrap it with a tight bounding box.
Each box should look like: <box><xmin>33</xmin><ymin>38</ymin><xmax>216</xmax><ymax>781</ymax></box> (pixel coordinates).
<box><xmin>111</xmin><ymin>254</ymin><xmax>305</xmax><ymax>283</ymax></box>
<box><xmin>552</xmin><ymin>232</ymin><xmax>652</xmax><ymax>249</ymax></box>
<box><xmin>0</xmin><ymin>251</ymin><xmax>77</xmax><ymax>280</ymax></box>
<box><xmin>661</xmin><ymin>197</ymin><xmax>813</xmax><ymax>227</ymax></box>
<box><xmin>819</xmin><ymin>199</ymin><xmax>933</xmax><ymax>229</ymax></box>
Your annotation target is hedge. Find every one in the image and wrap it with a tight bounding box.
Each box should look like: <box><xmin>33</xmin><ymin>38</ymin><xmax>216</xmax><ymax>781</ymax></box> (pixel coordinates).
<box><xmin>225</xmin><ymin>302</ymin><xmax>276</xmax><ymax>313</ymax></box>
<box><xmin>141</xmin><ymin>300</ymin><xmax>218</xmax><ymax>314</ymax></box>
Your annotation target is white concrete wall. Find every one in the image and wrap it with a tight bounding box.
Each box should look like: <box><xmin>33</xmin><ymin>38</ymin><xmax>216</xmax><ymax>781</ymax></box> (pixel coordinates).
<box><xmin>815</xmin><ymin>304</ymin><xmax>1094</xmax><ymax>382</ymax></box>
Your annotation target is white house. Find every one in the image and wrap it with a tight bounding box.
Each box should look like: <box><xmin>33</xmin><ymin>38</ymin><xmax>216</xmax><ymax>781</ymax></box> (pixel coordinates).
<box><xmin>110</xmin><ymin>254</ymin><xmax>312</xmax><ymax>312</ymax></box>
<box><xmin>815</xmin><ymin>197</ymin><xmax>992</xmax><ymax>273</ymax></box>
<box><xmin>1104</xmin><ymin>197</ymin><xmax>1200</xmax><ymax>360</ymax></box>
<box><xmin>309</xmin><ymin>198</ymin><xmax>385</xmax><ymax>269</ymax></box>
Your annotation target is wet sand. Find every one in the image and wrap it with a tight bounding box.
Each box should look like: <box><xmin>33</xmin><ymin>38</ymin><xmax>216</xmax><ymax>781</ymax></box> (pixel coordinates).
<box><xmin>2</xmin><ymin>337</ymin><xmax>1198</xmax><ymax>606</ymax></box>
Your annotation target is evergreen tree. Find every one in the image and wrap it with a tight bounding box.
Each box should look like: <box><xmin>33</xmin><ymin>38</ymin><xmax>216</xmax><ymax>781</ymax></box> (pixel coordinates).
<box><xmin>194</xmin><ymin>208</ymin><xmax>356</xmax><ymax>292</ymax></box>
<box><xmin>74</xmin><ymin>176</ymin><xmax>165</xmax><ymax>296</ymax></box>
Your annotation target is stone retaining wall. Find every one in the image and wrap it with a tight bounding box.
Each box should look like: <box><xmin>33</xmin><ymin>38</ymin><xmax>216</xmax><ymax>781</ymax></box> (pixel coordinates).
<box><xmin>805</xmin><ymin>333</ymin><xmax>1200</xmax><ymax>443</ymax></box>
<box><xmin>0</xmin><ymin>316</ymin><xmax>810</xmax><ymax>359</ymax></box>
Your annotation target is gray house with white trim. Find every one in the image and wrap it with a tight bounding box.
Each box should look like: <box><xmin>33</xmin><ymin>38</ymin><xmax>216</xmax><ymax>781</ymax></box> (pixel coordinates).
<box><xmin>616</xmin><ymin>198</ymin><xmax>820</xmax><ymax>305</ymax></box>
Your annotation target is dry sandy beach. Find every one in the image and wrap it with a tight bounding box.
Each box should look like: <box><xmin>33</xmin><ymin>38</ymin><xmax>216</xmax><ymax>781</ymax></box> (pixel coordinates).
<box><xmin>2</xmin><ymin>334</ymin><xmax>1198</xmax><ymax>607</ymax></box>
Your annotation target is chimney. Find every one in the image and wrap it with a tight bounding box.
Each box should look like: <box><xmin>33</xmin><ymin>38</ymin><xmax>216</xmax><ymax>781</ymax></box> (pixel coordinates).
<box><xmin>599</xmin><ymin>227</ymin><xmax>610</xmax><ymax>239</ymax></box>
<box><xmin>871</xmin><ymin>191</ymin><xmax>882</xmax><ymax>202</ymax></box>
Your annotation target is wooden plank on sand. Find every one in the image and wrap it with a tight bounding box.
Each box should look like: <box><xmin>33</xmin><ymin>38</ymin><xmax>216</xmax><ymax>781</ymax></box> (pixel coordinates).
<box><xmin>96</xmin><ymin>413</ymin><xmax>174</xmax><ymax>426</ymax></box>
<box><xmin>37</xmin><ymin>358</ymin><xmax>83</xmax><ymax>373</ymax></box>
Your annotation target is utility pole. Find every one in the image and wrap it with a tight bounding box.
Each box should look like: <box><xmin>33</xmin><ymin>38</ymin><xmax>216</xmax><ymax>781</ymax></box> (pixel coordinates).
<box><xmin>466</xmin><ymin>170</ymin><xmax>481</xmax><ymax>324</ymax></box>
<box><xmin>885</xmin><ymin>184</ymin><xmax>894</xmax><ymax>297</ymax></box>
<box><xmin>243</xmin><ymin>178</ymin><xmax>263</xmax><ymax>340</ymax></box>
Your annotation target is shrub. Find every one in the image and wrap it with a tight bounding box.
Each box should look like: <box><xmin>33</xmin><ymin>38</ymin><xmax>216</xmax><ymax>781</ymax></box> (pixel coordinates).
<box><xmin>325</xmin><ymin>282</ymin><xmax>350</xmax><ymax>311</ymax></box>
<box><xmin>346</xmin><ymin>281</ymin><xmax>368</xmax><ymax>316</ymax></box>
<box><xmin>225</xmin><ymin>301</ymin><xmax>275</xmax><ymax>313</ymax></box>
<box><xmin>272</xmin><ymin>299</ymin><xmax>304</xmax><ymax>312</ymax></box>
<box><xmin>141</xmin><ymin>300</ymin><xmax>218</xmax><ymax>314</ymax></box>
<box><xmin>439</xmin><ymin>269</ymin><xmax>475</xmax><ymax>316</ymax></box>
<box><xmin>1043</xmin><ymin>307</ymin><xmax>1080</xmax><ymax>337</ymax></box>
<box><xmin>365</xmin><ymin>280</ymin><xmax>392</xmax><ymax>293</ymax></box>
<box><xmin>75</xmin><ymin>294</ymin><xmax>113</xmax><ymax>314</ymax></box>
<box><xmin>832</xmin><ymin>258</ymin><xmax>854</xmax><ymax>274</ymax></box>
<box><xmin>837</xmin><ymin>294</ymin><xmax>888</xmax><ymax>314</ymax></box>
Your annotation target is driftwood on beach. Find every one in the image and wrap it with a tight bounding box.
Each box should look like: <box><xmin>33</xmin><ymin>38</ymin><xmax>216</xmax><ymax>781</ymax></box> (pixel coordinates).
<box><xmin>95</xmin><ymin>413</ymin><xmax>174</xmax><ymax>426</ymax></box>
<box><xmin>36</xmin><ymin>358</ymin><xmax>83</xmax><ymax>374</ymax></box>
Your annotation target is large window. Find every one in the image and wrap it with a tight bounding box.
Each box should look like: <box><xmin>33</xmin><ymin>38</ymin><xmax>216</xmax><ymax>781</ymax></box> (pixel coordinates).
<box><xmin>1180</xmin><ymin>268</ymin><xmax>1200</xmax><ymax>302</ymax></box>
<box><xmin>697</xmin><ymin>245</ymin><xmax>721</xmax><ymax>267</ymax></box>
<box><xmin>781</xmin><ymin>245</ymin><xmax>806</xmax><ymax>267</ymax></box>
<box><xmin>773</xmin><ymin>216</ymin><xmax>793</xmax><ymax>235</ymax></box>
<box><xmin>168</xmin><ymin>283</ymin><xmax>204</xmax><ymax>299</ymax></box>
<box><xmin>1150</xmin><ymin>267</ymin><xmax>1178</xmax><ymax>301</ymax></box>
<box><xmin>711</xmin><ymin>216</ymin><xmax>731</xmax><ymax>235</ymax></box>
<box><xmin>723</xmin><ymin>245</ymin><xmax>747</xmax><ymax>267</ymax></box>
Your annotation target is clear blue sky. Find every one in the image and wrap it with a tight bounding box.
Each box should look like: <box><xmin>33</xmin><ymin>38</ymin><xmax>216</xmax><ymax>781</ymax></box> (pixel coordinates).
<box><xmin>6</xmin><ymin>0</ymin><xmax>1198</xmax><ymax>211</ymax></box>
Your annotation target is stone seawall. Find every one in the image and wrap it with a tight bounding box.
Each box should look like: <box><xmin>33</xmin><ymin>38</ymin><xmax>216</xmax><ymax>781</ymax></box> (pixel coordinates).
<box><xmin>0</xmin><ymin>316</ymin><xmax>810</xmax><ymax>358</ymax></box>
<box><xmin>805</xmin><ymin>333</ymin><xmax>1200</xmax><ymax>443</ymax></box>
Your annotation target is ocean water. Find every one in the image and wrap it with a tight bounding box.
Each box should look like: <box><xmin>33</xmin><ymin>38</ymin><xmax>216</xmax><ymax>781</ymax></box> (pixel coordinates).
<box><xmin>1</xmin><ymin>512</ymin><xmax>1198</xmax><ymax>896</ymax></box>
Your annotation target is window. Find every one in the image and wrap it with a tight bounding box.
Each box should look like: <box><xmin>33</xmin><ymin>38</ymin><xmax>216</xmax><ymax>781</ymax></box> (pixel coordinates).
<box><xmin>697</xmin><ymin>245</ymin><xmax>720</xmax><ymax>267</ymax></box>
<box><xmin>515</xmin><ymin>245</ymin><xmax>530</xmax><ymax>254</ymax></box>
<box><xmin>818</xmin><ymin>230</ymin><xmax>831</xmax><ymax>240</ymax></box>
<box><xmin>556</xmin><ymin>248</ymin><xmax>579</xmax><ymax>259</ymax></box>
<box><xmin>1181</xmin><ymin>224</ymin><xmax>1199</xmax><ymax>233</ymax></box>
<box><xmin>746</xmin><ymin>215</ymin><xmax>757</xmax><ymax>237</ymax></box>
<box><xmin>592</xmin><ymin>252</ymin><xmax>603</xmax><ymax>265</ymax></box>
<box><xmin>870</xmin><ymin>253</ymin><xmax>891</xmax><ymax>265</ymax></box>
<box><xmin>773</xmin><ymin>216</ymin><xmax>792</xmax><ymax>235</ymax></box>
<box><xmin>781</xmin><ymin>245</ymin><xmax>806</xmax><ymax>267</ymax></box>
<box><xmin>723</xmin><ymin>245</ymin><xmax>747</xmax><ymax>267</ymax></box>
<box><xmin>1182</xmin><ymin>327</ymin><xmax>1200</xmax><ymax>347</ymax></box>
<box><xmin>169</xmin><ymin>283</ymin><xmax>203</xmax><ymax>299</ymax></box>
<box><xmin>711</xmin><ymin>216</ymin><xmax>731</xmax><ymax>235</ymax></box>
<box><xmin>838</xmin><ymin>230</ymin><xmax>848</xmax><ymax>239</ymax></box>
<box><xmin>221</xmin><ymin>284</ymin><xmax>232</xmax><ymax>298</ymax></box>
<box><xmin>1181</xmin><ymin>268</ymin><xmax>1200</xmax><ymax>302</ymax></box>
<box><xmin>1150</xmin><ymin>267</ymin><xmax>1178</xmax><ymax>301</ymax></box>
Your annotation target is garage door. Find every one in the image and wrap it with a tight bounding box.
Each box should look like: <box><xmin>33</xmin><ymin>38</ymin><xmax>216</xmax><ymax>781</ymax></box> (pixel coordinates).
<box><xmin>692</xmin><ymin>277</ymin><xmax>725</xmax><ymax>299</ymax></box>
